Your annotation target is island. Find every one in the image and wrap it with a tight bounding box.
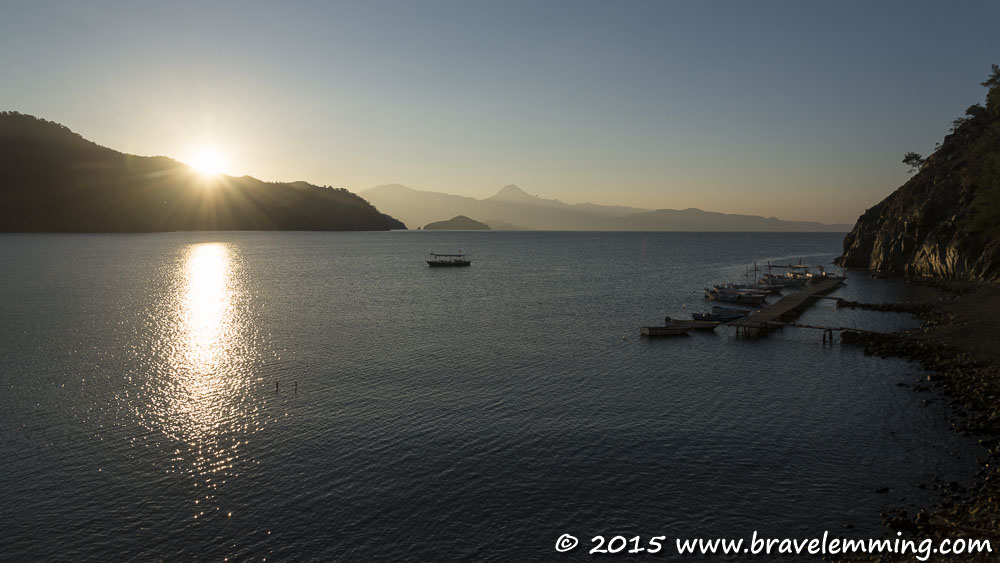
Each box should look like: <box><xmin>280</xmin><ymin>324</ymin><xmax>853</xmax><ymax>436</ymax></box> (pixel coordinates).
<box><xmin>422</xmin><ymin>215</ymin><xmax>490</xmax><ymax>230</ymax></box>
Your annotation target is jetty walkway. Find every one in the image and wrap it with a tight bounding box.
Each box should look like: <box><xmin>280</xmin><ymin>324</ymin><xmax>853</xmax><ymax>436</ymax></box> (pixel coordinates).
<box><xmin>728</xmin><ymin>278</ymin><xmax>844</xmax><ymax>335</ymax></box>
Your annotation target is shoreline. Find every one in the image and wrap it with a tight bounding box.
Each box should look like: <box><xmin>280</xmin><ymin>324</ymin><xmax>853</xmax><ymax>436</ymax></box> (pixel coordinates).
<box><xmin>838</xmin><ymin>276</ymin><xmax>1000</xmax><ymax>549</ymax></box>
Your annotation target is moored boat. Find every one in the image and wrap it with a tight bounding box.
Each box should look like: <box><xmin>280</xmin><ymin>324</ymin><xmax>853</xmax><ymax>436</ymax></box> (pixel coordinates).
<box><xmin>426</xmin><ymin>252</ymin><xmax>471</xmax><ymax>267</ymax></box>
<box><xmin>704</xmin><ymin>287</ymin><xmax>767</xmax><ymax>304</ymax></box>
<box><xmin>693</xmin><ymin>304</ymin><xmax>754</xmax><ymax>322</ymax></box>
<box><xmin>641</xmin><ymin>325</ymin><xmax>692</xmax><ymax>337</ymax></box>
<box><xmin>665</xmin><ymin>316</ymin><xmax>720</xmax><ymax>330</ymax></box>
<box><xmin>760</xmin><ymin>273</ymin><xmax>806</xmax><ymax>288</ymax></box>
<box><xmin>693</xmin><ymin>311</ymin><xmax>744</xmax><ymax>322</ymax></box>
<box><xmin>717</xmin><ymin>282</ymin><xmax>783</xmax><ymax>295</ymax></box>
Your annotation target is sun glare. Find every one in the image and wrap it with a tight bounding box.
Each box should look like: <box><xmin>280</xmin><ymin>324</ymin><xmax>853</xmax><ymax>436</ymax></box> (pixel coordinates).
<box><xmin>188</xmin><ymin>148</ymin><xmax>227</xmax><ymax>176</ymax></box>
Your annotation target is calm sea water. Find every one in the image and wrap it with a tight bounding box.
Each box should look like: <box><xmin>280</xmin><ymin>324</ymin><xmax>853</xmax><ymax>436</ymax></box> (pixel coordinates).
<box><xmin>0</xmin><ymin>232</ymin><xmax>980</xmax><ymax>561</ymax></box>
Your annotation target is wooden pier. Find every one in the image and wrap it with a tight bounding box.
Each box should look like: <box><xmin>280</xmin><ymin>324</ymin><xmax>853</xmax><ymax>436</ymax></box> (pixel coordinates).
<box><xmin>728</xmin><ymin>278</ymin><xmax>844</xmax><ymax>336</ymax></box>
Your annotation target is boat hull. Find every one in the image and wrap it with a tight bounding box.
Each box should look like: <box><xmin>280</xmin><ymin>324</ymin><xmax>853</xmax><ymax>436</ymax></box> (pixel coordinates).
<box><xmin>704</xmin><ymin>290</ymin><xmax>767</xmax><ymax>304</ymax></box>
<box><xmin>693</xmin><ymin>312</ymin><xmax>744</xmax><ymax>322</ymax></box>
<box><xmin>641</xmin><ymin>326</ymin><xmax>691</xmax><ymax>337</ymax></box>
<box><xmin>665</xmin><ymin>317</ymin><xmax>720</xmax><ymax>330</ymax></box>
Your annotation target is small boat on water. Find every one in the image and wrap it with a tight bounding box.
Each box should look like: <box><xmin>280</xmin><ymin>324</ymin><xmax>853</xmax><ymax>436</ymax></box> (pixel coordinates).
<box><xmin>717</xmin><ymin>282</ymin><xmax>784</xmax><ymax>295</ymax></box>
<box><xmin>693</xmin><ymin>311</ymin><xmax>744</xmax><ymax>322</ymax></box>
<box><xmin>665</xmin><ymin>316</ymin><xmax>720</xmax><ymax>330</ymax></box>
<box><xmin>692</xmin><ymin>305</ymin><xmax>754</xmax><ymax>322</ymax></box>
<box><xmin>426</xmin><ymin>252</ymin><xmax>471</xmax><ymax>267</ymax></box>
<box><xmin>641</xmin><ymin>324</ymin><xmax>691</xmax><ymax>337</ymax></box>
<box><xmin>704</xmin><ymin>287</ymin><xmax>767</xmax><ymax>304</ymax></box>
<box><xmin>774</xmin><ymin>263</ymin><xmax>831</xmax><ymax>285</ymax></box>
<box><xmin>710</xmin><ymin>263</ymin><xmax>784</xmax><ymax>297</ymax></box>
<box><xmin>760</xmin><ymin>273</ymin><xmax>806</xmax><ymax>288</ymax></box>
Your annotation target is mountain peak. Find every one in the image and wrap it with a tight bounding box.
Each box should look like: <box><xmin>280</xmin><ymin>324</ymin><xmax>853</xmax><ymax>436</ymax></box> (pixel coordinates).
<box><xmin>493</xmin><ymin>184</ymin><xmax>530</xmax><ymax>199</ymax></box>
<box><xmin>369</xmin><ymin>183</ymin><xmax>416</xmax><ymax>193</ymax></box>
<box><xmin>423</xmin><ymin>215</ymin><xmax>490</xmax><ymax>230</ymax></box>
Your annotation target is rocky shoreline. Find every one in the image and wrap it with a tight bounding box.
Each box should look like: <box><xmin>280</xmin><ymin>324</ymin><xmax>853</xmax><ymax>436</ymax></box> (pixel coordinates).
<box><xmin>837</xmin><ymin>277</ymin><xmax>1000</xmax><ymax>557</ymax></box>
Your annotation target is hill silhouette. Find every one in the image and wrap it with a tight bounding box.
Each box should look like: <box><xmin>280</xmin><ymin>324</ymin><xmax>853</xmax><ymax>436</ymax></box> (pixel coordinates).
<box><xmin>362</xmin><ymin>183</ymin><xmax>850</xmax><ymax>231</ymax></box>
<box><xmin>0</xmin><ymin>112</ymin><xmax>404</xmax><ymax>232</ymax></box>
<box><xmin>423</xmin><ymin>215</ymin><xmax>490</xmax><ymax>230</ymax></box>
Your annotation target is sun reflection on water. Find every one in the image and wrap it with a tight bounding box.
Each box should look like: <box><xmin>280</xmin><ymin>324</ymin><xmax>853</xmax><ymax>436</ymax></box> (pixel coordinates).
<box><xmin>182</xmin><ymin>244</ymin><xmax>232</xmax><ymax>376</ymax></box>
<box><xmin>159</xmin><ymin>243</ymin><xmax>247</xmax><ymax>445</ymax></box>
<box><xmin>128</xmin><ymin>242</ymin><xmax>264</xmax><ymax>517</ymax></box>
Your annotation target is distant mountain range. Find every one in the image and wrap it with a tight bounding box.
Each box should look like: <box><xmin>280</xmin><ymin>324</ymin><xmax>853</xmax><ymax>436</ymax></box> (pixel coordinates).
<box><xmin>0</xmin><ymin>112</ymin><xmax>404</xmax><ymax>232</ymax></box>
<box><xmin>361</xmin><ymin>184</ymin><xmax>851</xmax><ymax>232</ymax></box>
<box><xmin>1</xmin><ymin>112</ymin><xmax>850</xmax><ymax>234</ymax></box>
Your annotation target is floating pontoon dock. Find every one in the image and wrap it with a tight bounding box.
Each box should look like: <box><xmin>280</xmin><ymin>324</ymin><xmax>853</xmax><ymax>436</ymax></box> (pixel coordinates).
<box><xmin>728</xmin><ymin>277</ymin><xmax>844</xmax><ymax>336</ymax></box>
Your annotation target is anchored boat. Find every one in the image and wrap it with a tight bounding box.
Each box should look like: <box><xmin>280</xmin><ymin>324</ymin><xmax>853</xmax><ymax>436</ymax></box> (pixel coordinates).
<box><xmin>692</xmin><ymin>305</ymin><xmax>753</xmax><ymax>322</ymax></box>
<box><xmin>426</xmin><ymin>252</ymin><xmax>471</xmax><ymax>267</ymax></box>
<box><xmin>703</xmin><ymin>287</ymin><xmax>768</xmax><ymax>304</ymax></box>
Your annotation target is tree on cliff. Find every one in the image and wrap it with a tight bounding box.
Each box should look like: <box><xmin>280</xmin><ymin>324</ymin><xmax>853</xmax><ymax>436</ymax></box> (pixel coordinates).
<box><xmin>982</xmin><ymin>64</ymin><xmax>1000</xmax><ymax>90</ymax></box>
<box><xmin>840</xmin><ymin>64</ymin><xmax>1000</xmax><ymax>280</ymax></box>
<box><xmin>910</xmin><ymin>64</ymin><xmax>1000</xmax><ymax>232</ymax></box>
<box><xmin>968</xmin><ymin>65</ymin><xmax>1000</xmax><ymax>234</ymax></box>
<box><xmin>902</xmin><ymin>151</ymin><xmax>925</xmax><ymax>173</ymax></box>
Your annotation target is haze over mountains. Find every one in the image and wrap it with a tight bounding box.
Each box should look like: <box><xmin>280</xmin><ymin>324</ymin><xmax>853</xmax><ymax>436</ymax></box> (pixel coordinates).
<box><xmin>0</xmin><ymin>111</ymin><xmax>851</xmax><ymax>234</ymax></box>
<box><xmin>362</xmin><ymin>184</ymin><xmax>851</xmax><ymax>232</ymax></box>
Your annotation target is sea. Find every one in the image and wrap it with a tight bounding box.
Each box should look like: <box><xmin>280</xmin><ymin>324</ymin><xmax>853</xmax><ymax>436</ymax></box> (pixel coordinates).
<box><xmin>0</xmin><ymin>231</ymin><xmax>983</xmax><ymax>561</ymax></box>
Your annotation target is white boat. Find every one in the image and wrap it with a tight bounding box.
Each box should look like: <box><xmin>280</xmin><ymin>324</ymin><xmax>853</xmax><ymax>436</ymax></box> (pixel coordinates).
<box><xmin>760</xmin><ymin>273</ymin><xmax>805</xmax><ymax>287</ymax></box>
<box><xmin>718</xmin><ymin>282</ymin><xmax>783</xmax><ymax>295</ymax></box>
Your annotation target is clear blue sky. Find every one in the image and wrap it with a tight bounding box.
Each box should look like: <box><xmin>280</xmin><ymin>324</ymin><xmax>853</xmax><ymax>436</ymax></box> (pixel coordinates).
<box><xmin>2</xmin><ymin>0</ymin><xmax>998</xmax><ymax>223</ymax></box>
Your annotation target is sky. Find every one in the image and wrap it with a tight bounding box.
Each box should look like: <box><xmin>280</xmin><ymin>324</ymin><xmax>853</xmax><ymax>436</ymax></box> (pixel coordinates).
<box><xmin>2</xmin><ymin>0</ymin><xmax>998</xmax><ymax>224</ymax></box>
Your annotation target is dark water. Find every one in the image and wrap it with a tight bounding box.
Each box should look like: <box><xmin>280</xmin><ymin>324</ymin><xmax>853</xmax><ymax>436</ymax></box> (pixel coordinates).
<box><xmin>0</xmin><ymin>232</ymin><xmax>980</xmax><ymax>561</ymax></box>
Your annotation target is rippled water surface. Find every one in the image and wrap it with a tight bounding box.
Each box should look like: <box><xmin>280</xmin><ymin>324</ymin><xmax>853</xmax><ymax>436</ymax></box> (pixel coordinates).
<box><xmin>0</xmin><ymin>232</ymin><xmax>980</xmax><ymax>561</ymax></box>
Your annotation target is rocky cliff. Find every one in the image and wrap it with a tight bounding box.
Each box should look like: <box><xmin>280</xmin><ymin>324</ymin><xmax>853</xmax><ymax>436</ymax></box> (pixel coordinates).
<box><xmin>838</xmin><ymin>66</ymin><xmax>1000</xmax><ymax>282</ymax></box>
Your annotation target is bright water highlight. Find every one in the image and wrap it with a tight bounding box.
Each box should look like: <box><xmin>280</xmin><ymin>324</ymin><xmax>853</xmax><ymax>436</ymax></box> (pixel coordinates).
<box><xmin>0</xmin><ymin>231</ymin><xmax>980</xmax><ymax>561</ymax></box>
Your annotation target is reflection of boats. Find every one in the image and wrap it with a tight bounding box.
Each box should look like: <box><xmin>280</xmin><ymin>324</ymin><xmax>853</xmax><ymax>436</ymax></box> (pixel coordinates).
<box><xmin>641</xmin><ymin>324</ymin><xmax>691</xmax><ymax>337</ymax></box>
<box><xmin>665</xmin><ymin>316</ymin><xmax>720</xmax><ymax>330</ymax></box>
<box><xmin>426</xmin><ymin>252</ymin><xmax>471</xmax><ymax>267</ymax></box>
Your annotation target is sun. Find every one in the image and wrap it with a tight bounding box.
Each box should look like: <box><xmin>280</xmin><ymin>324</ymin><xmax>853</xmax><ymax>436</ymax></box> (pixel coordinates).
<box><xmin>187</xmin><ymin>148</ymin><xmax>228</xmax><ymax>176</ymax></box>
